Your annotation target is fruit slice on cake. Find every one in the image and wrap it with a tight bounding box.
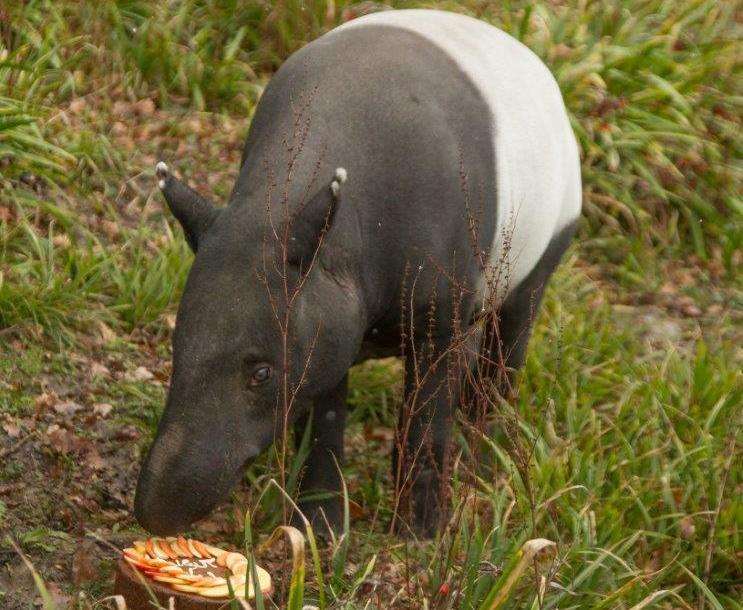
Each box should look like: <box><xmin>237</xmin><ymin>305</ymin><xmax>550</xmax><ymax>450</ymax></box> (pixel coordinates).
<box><xmin>122</xmin><ymin>537</ymin><xmax>272</xmax><ymax>599</ymax></box>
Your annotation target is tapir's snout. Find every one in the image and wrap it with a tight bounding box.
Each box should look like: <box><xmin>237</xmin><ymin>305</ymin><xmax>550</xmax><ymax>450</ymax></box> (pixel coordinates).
<box><xmin>134</xmin><ymin>415</ymin><xmax>266</xmax><ymax>535</ymax></box>
<box><xmin>134</xmin><ymin>462</ymin><xmax>220</xmax><ymax>535</ymax></box>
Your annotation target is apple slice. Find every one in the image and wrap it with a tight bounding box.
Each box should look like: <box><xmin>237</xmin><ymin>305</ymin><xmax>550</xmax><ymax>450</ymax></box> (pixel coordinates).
<box><xmin>123</xmin><ymin>548</ymin><xmax>158</xmax><ymax>566</ymax></box>
<box><xmin>187</xmin><ymin>576</ymin><xmax>226</xmax><ymax>588</ymax></box>
<box><xmin>192</xmin><ymin>540</ymin><xmax>212</xmax><ymax>558</ymax></box>
<box><xmin>123</xmin><ymin>557</ymin><xmax>153</xmax><ymax>571</ymax></box>
<box><xmin>224</xmin><ymin>552</ymin><xmax>246</xmax><ymax>571</ymax></box>
<box><xmin>204</xmin><ymin>543</ymin><xmax>227</xmax><ymax>557</ymax></box>
<box><xmin>186</xmin><ymin>538</ymin><xmax>204</xmax><ymax>558</ymax></box>
<box><xmin>158</xmin><ymin>539</ymin><xmax>179</xmax><ymax>560</ymax></box>
<box><xmin>151</xmin><ymin>574</ymin><xmax>189</xmax><ymax>585</ymax></box>
<box><xmin>175</xmin><ymin>570</ymin><xmax>269</xmax><ymax>599</ymax></box>
<box><xmin>147</xmin><ymin>539</ymin><xmax>169</xmax><ymax>560</ymax></box>
<box><xmin>144</xmin><ymin>538</ymin><xmax>156</xmax><ymax>557</ymax></box>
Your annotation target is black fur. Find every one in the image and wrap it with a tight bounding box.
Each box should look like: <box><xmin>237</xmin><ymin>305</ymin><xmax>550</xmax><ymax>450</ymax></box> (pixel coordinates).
<box><xmin>134</xmin><ymin>23</ymin><xmax>576</xmax><ymax>538</ymax></box>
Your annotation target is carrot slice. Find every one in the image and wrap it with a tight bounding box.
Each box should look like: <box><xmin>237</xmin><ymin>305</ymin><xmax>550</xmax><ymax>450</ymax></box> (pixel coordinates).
<box><xmin>192</xmin><ymin>540</ymin><xmax>212</xmax><ymax>558</ymax></box>
<box><xmin>176</xmin><ymin>536</ymin><xmax>193</xmax><ymax>557</ymax></box>
<box><xmin>187</xmin><ymin>538</ymin><xmax>203</xmax><ymax>558</ymax></box>
<box><xmin>145</xmin><ymin>538</ymin><xmax>156</xmax><ymax>557</ymax></box>
<box><xmin>150</xmin><ymin>539</ymin><xmax>169</xmax><ymax>560</ymax></box>
<box><xmin>158</xmin><ymin>539</ymin><xmax>179</xmax><ymax>560</ymax></box>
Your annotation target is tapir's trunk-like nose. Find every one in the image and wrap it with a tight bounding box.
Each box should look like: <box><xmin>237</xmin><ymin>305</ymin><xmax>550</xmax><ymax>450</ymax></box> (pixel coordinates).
<box><xmin>135</xmin><ymin>425</ymin><xmax>232</xmax><ymax>535</ymax></box>
<box><xmin>134</xmin><ymin>397</ymin><xmax>268</xmax><ymax>535</ymax></box>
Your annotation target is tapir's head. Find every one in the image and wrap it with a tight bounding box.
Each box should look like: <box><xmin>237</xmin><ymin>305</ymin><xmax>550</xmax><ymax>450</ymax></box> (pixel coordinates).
<box><xmin>134</xmin><ymin>163</ymin><xmax>363</xmax><ymax>534</ymax></box>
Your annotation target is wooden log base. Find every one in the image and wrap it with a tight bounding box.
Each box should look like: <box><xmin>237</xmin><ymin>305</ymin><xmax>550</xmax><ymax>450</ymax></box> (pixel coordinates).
<box><xmin>115</xmin><ymin>559</ymin><xmax>222</xmax><ymax>610</ymax></box>
<box><xmin>115</xmin><ymin>559</ymin><xmax>274</xmax><ymax>610</ymax></box>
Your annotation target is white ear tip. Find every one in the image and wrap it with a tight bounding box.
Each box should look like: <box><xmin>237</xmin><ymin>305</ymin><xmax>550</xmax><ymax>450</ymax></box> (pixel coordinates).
<box><xmin>334</xmin><ymin>167</ymin><xmax>347</xmax><ymax>183</ymax></box>
<box><xmin>155</xmin><ymin>161</ymin><xmax>169</xmax><ymax>179</ymax></box>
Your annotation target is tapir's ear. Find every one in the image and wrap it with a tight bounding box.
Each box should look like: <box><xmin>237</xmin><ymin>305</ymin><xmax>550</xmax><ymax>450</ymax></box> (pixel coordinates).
<box><xmin>286</xmin><ymin>167</ymin><xmax>347</xmax><ymax>267</ymax></box>
<box><xmin>155</xmin><ymin>162</ymin><xmax>218</xmax><ymax>252</ymax></box>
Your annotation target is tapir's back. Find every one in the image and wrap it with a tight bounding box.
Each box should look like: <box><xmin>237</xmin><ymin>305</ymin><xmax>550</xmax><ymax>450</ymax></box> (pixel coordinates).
<box><xmin>337</xmin><ymin>10</ymin><xmax>581</xmax><ymax>298</ymax></box>
<box><xmin>240</xmin><ymin>9</ymin><xmax>581</xmax><ymax>307</ymax></box>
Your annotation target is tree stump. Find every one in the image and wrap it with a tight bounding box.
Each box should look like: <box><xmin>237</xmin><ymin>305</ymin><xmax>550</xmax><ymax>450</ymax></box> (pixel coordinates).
<box><xmin>114</xmin><ymin>559</ymin><xmax>236</xmax><ymax>610</ymax></box>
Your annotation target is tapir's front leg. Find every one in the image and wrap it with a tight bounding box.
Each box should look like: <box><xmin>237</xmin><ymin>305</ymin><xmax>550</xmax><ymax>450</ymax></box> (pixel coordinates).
<box><xmin>294</xmin><ymin>374</ymin><xmax>348</xmax><ymax>536</ymax></box>
<box><xmin>393</xmin><ymin>338</ymin><xmax>457</xmax><ymax>537</ymax></box>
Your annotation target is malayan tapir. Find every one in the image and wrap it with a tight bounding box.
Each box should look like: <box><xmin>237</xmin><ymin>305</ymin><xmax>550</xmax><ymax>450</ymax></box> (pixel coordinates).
<box><xmin>134</xmin><ymin>9</ymin><xmax>581</xmax><ymax>538</ymax></box>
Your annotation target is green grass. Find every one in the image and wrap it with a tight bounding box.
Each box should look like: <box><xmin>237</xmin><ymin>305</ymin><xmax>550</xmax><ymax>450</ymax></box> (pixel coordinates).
<box><xmin>0</xmin><ymin>0</ymin><xmax>740</xmax><ymax>607</ymax></box>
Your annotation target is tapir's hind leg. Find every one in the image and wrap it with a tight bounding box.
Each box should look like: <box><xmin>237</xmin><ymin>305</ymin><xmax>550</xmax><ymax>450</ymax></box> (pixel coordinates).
<box><xmin>392</xmin><ymin>333</ymin><xmax>461</xmax><ymax>538</ymax></box>
<box><xmin>293</xmin><ymin>374</ymin><xmax>348</xmax><ymax>536</ymax></box>
<box><xmin>483</xmin><ymin>222</ymin><xmax>578</xmax><ymax>398</ymax></box>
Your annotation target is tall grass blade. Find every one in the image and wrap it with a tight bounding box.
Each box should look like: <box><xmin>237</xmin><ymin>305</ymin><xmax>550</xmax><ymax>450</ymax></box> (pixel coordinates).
<box><xmin>478</xmin><ymin>538</ymin><xmax>556</xmax><ymax>610</ymax></box>
<box><xmin>679</xmin><ymin>565</ymin><xmax>724</xmax><ymax>610</ymax></box>
<box><xmin>260</xmin><ymin>525</ymin><xmax>306</xmax><ymax>610</ymax></box>
<box><xmin>7</xmin><ymin>536</ymin><xmax>57</xmax><ymax>610</ymax></box>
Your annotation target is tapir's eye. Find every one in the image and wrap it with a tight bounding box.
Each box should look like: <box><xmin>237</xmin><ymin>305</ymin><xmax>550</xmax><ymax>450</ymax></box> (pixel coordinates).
<box><xmin>250</xmin><ymin>365</ymin><xmax>272</xmax><ymax>386</ymax></box>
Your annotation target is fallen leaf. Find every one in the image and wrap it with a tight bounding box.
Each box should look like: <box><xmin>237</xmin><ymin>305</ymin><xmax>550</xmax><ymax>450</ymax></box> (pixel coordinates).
<box><xmin>679</xmin><ymin>516</ymin><xmax>696</xmax><ymax>540</ymax></box>
<box><xmin>47</xmin><ymin>425</ymin><xmax>74</xmax><ymax>454</ymax></box>
<box><xmin>364</xmin><ymin>426</ymin><xmax>395</xmax><ymax>442</ymax></box>
<box><xmin>93</xmin><ymin>403</ymin><xmax>113</xmax><ymax>417</ymax></box>
<box><xmin>54</xmin><ymin>400</ymin><xmax>84</xmax><ymax>416</ymax></box>
<box><xmin>2</xmin><ymin>421</ymin><xmax>21</xmax><ymax>438</ymax></box>
<box><xmin>114</xmin><ymin>425</ymin><xmax>140</xmax><ymax>441</ymax></box>
<box><xmin>52</xmin><ymin>234</ymin><xmax>71</xmax><ymax>249</ymax></box>
<box><xmin>134</xmin><ymin>98</ymin><xmax>156</xmax><ymax>116</ymax></box>
<box><xmin>34</xmin><ymin>391</ymin><xmax>58</xmax><ymax>416</ymax></box>
<box><xmin>349</xmin><ymin>499</ymin><xmax>365</xmax><ymax>519</ymax></box>
<box><xmin>69</xmin><ymin>98</ymin><xmax>86</xmax><ymax>114</ymax></box>
<box><xmin>0</xmin><ymin>482</ymin><xmax>22</xmax><ymax>495</ymax></box>
<box><xmin>552</xmin><ymin>43</ymin><xmax>573</xmax><ymax>59</ymax></box>
<box><xmin>97</xmin><ymin>321</ymin><xmax>117</xmax><ymax>344</ymax></box>
<box><xmin>85</xmin><ymin>448</ymin><xmax>106</xmax><ymax>470</ymax></box>
<box><xmin>47</xmin><ymin>425</ymin><xmax>90</xmax><ymax>455</ymax></box>
<box><xmin>90</xmin><ymin>362</ymin><xmax>111</xmax><ymax>378</ymax></box>
<box><xmin>99</xmin><ymin>219</ymin><xmax>120</xmax><ymax>239</ymax></box>
<box><xmin>112</xmin><ymin>100</ymin><xmax>129</xmax><ymax>116</ymax></box>
<box><xmin>130</xmin><ymin>366</ymin><xmax>154</xmax><ymax>381</ymax></box>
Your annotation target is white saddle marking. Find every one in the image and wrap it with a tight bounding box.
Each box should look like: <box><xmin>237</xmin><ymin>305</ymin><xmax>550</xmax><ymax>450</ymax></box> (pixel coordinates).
<box><xmin>338</xmin><ymin>10</ymin><xmax>582</xmax><ymax>300</ymax></box>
